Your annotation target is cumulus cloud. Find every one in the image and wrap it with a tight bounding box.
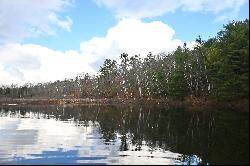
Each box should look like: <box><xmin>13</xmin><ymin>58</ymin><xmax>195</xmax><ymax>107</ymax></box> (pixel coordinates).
<box><xmin>80</xmin><ymin>19</ymin><xmax>186</xmax><ymax>70</ymax></box>
<box><xmin>0</xmin><ymin>0</ymin><xmax>74</xmax><ymax>43</ymax></box>
<box><xmin>93</xmin><ymin>0</ymin><xmax>247</xmax><ymax>20</ymax></box>
<box><xmin>0</xmin><ymin>19</ymin><xmax>191</xmax><ymax>85</ymax></box>
<box><xmin>0</xmin><ymin>43</ymin><xmax>95</xmax><ymax>85</ymax></box>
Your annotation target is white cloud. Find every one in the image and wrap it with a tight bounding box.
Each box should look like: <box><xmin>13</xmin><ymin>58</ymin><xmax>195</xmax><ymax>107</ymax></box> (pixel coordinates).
<box><xmin>93</xmin><ymin>0</ymin><xmax>247</xmax><ymax>19</ymax></box>
<box><xmin>49</xmin><ymin>13</ymin><xmax>73</xmax><ymax>32</ymax></box>
<box><xmin>80</xmin><ymin>19</ymin><xmax>185</xmax><ymax>70</ymax></box>
<box><xmin>0</xmin><ymin>43</ymin><xmax>95</xmax><ymax>85</ymax></box>
<box><xmin>0</xmin><ymin>19</ymin><xmax>190</xmax><ymax>85</ymax></box>
<box><xmin>0</xmin><ymin>0</ymin><xmax>74</xmax><ymax>43</ymax></box>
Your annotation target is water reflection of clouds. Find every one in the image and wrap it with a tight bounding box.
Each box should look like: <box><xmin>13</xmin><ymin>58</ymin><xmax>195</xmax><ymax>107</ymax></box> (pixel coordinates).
<box><xmin>0</xmin><ymin>111</ymin><xmax>200</xmax><ymax>165</ymax></box>
<box><xmin>0</xmin><ymin>116</ymin><xmax>101</xmax><ymax>162</ymax></box>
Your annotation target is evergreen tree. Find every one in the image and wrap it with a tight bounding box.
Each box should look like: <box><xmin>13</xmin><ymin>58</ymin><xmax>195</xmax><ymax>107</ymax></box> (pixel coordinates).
<box><xmin>168</xmin><ymin>46</ymin><xmax>189</xmax><ymax>100</ymax></box>
<box><xmin>207</xmin><ymin>19</ymin><xmax>249</xmax><ymax>100</ymax></box>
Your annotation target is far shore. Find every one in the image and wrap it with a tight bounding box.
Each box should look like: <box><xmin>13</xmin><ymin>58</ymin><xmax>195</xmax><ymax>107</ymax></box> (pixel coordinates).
<box><xmin>0</xmin><ymin>97</ymin><xmax>248</xmax><ymax>112</ymax></box>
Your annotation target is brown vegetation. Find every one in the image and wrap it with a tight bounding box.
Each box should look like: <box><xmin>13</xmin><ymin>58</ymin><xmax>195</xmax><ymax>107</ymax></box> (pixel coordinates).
<box><xmin>0</xmin><ymin>97</ymin><xmax>248</xmax><ymax>112</ymax></box>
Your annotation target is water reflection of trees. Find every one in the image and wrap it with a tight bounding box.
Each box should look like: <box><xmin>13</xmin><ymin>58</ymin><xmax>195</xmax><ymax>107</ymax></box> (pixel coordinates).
<box><xmin>0</xmin><ymin>105</ymin><xmax>248</xmax><ymax>165</ymax></box>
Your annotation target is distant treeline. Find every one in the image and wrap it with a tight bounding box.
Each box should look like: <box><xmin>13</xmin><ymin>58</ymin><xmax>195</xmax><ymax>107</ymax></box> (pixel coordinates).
<box><xmin>0</xmin><ymin>19</ymin><xmax>249</xmax><ymax>101</ymax></box>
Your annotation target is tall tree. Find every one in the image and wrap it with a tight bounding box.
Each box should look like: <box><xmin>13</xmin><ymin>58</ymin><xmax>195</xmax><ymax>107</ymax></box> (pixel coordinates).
<box><xmin>168</xmin><ymin>46</ymin><xmax>189</xmax><ymax>100</ymax></box>
<box><xmin>207</xmin><ymin>19</ymin><xmax>249</xmax><ymax>100</ymax></box>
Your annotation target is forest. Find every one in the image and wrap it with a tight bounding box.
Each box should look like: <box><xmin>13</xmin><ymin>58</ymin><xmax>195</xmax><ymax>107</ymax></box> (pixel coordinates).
<box><xmin>0</xmin><ymin>19</ymin><xmax>249</xmax><ymax>103</ymax></box>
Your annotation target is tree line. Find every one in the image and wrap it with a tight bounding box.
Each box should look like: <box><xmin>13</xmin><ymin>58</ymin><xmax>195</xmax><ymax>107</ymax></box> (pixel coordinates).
<box><xmin>0</xmin><ymin>19</ymin><xmax>248</xmax><ymax>101</ymax></box>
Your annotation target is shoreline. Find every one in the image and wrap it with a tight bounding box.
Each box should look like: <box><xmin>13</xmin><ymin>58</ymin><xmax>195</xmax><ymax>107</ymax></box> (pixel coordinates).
<box><xmin>0</xmin><ymin>98</ymin><xmax>172</xmax><ymax>108</ymax></box>
<box><xmin>0</xmin><ymin>97</ymin><xmax>248</xmax><ymax>112</ymax></box>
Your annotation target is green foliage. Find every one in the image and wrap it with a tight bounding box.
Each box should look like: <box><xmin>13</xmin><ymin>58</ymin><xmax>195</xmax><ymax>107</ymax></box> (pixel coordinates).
<box><xmin>99</xmin><ymin>59</ymin><xmax>118</xmax><ymax>98</ymax></box>
<box><xmin>100</xmin><ymin>59</ymin><xmax>117</xmax><ymax>77</ymax></box>
<box><xmin>168</xmin><ymin>46</ymin><xmax>189</xmax><ymax>100</ymax></box>
<box><xmin>206</xmin><ymin>19</ymin><xmax>249</xmax><ymax>100</ymax></box>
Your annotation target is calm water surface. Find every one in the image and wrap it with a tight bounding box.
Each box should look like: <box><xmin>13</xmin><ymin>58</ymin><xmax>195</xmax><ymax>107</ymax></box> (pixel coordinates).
<box><xmin>0</xmin><ymin>105</ymin><xmax>248</xmax><ymax>165</ymax></box>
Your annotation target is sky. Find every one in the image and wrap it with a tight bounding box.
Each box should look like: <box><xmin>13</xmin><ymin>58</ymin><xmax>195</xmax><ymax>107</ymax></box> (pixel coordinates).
<box><xmin>0</xmin><ymin>0</ymin><xmax>249</xmax><ymax>85</ymax></box>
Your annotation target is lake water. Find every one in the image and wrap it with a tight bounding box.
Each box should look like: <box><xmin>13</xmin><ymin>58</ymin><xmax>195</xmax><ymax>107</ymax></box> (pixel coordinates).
<box><xmin>0</xmin><ymin>105</ymin><xmax>248</xmax><ymax>165</ymax></box>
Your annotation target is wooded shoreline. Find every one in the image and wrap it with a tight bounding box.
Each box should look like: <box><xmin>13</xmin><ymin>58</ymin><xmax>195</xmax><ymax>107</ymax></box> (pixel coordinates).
<box><xmin>0</xmin><ymin>97</ymin><xmax>248</xmax><ymax>112</ymax></box>
<box><xmin>0</xmin><ymin>20</ymin><xmax>249</xmax><ymax>112</ymax></box>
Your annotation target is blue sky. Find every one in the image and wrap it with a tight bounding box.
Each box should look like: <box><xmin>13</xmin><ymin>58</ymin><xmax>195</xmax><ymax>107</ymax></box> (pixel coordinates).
<box><xmin>23</xmin><ymin>0</ymin><xmax>249</xmax><ymax>51</ymax></box>
<box><xmin>24</xmin><ymin>0</ymin><xmax>117</xmax><ymax>51</ymax></box>
<box><xmin>0</xmin><ymin>0</ymin><xmax>249</xmax><ymax>85</ymax></box>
